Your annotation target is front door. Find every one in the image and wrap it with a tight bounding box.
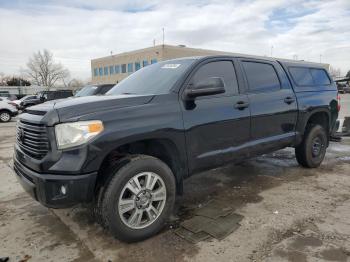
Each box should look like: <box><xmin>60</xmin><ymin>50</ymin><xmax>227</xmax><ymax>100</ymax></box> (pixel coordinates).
<box><xmin>181</xmin><ymin>59</ymin><xmax>251</xmax><ymax>174</ymax></box>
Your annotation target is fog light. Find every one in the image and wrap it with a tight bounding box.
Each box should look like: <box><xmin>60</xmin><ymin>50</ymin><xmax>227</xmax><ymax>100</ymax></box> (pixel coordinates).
<box><xmin>60</xmin><ymin>185</ymin><xmax>67</xmax><ymax>195</ymax></box>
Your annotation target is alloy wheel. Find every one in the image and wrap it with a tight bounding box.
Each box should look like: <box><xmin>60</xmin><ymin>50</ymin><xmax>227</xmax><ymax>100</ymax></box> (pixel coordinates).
<box><xmin>118</xmin><ymin>172</ymin><xmax>167</xmax><ymax>229</ymax></box>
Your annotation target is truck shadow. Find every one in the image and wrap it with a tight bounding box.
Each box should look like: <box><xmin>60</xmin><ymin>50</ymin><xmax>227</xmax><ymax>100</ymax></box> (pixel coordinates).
<box><xmin>53</xmin><ymin>148</ymin><xmax>341</xmax><ymax>262</ymax></box>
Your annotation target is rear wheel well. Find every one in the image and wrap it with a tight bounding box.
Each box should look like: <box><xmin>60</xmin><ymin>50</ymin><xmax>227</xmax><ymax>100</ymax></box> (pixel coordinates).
<box><xmin>306</xmin><ymin>112</ymin><xmax>329</xmax><ymax>133</ymax></box>
<box><xmin>96</xmin><ymin>139</ymin><xmax>183</xmax><ymax>195</ymax></box>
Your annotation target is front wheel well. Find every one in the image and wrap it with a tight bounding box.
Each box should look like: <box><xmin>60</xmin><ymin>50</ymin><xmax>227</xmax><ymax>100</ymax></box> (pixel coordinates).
<box><xmin>96</xmin><ymin>139</ymin><xmax>184</xmax><ymax>195</ymax></box>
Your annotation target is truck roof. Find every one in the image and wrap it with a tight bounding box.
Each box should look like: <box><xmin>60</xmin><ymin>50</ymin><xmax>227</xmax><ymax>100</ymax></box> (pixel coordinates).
<box><xmin>172</xmin><ymin>55</ymin><xmax>329</xmax><ymax>70</ymax></box>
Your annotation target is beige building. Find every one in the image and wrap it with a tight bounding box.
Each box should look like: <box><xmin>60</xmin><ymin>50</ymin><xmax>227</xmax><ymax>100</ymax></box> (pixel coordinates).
<box><xmin>91</xmin><ymin>44</ymin><xmax>234</xmax><ymax>84</ymax></box>
<box><xmin>91</xmin><ymin>44</ymin><xmax>330</xmax><ymax>84</ymax></box>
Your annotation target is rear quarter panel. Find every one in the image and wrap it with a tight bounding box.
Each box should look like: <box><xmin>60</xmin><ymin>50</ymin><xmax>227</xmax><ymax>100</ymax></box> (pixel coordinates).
<box><xmin>279</xmin><ymin>61</ymin><xmax>338</xmax><ymax>141</ymax></box>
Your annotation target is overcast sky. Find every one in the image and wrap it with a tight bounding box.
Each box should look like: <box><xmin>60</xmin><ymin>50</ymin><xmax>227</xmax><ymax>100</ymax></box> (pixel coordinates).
<box><xmin>0</xmin><ymin>0</ymin><xmax>349</xmax><ymax>80</ymax></box>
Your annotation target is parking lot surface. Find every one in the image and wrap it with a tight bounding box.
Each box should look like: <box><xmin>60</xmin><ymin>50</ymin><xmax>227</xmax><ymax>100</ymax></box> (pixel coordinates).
<box><xmin>1</xmin><ymin>100</ymin><xmax>350</xmax><ymax>261</ymax></box>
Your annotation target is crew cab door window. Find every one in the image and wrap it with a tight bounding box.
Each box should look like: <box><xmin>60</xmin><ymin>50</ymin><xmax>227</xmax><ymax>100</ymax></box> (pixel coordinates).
<box><xmin>190</xmin><ymin>61</ymin><xmax>239</xmax><ymax>95</ymax></box>
<box><xmin>241</xmin><ymin>59</ymin><xmax>297</xmax><ymax>142</ymax></box>
<box><xmin>242</xmin><ymin>61</ymin><xmax>281</xmax><ymax>92</ymax></box>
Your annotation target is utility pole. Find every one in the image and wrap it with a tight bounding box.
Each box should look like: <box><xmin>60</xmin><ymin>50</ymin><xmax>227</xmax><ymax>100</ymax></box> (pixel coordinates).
<box><xmin>162</xmin><ymin>28</ymin><xmax>165</xmax><ymax>46</ymax></box>
<box><xmin>319</xmin><ymin>54</ymin><xmax>322</xmax><ymax>63</ymax></box>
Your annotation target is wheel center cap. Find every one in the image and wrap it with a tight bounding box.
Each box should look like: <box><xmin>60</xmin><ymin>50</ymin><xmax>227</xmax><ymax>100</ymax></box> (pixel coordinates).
<box><xmin>135</xmin><ymin>191</ymin><xmax>151</xmax><ymax>208</ymax></box>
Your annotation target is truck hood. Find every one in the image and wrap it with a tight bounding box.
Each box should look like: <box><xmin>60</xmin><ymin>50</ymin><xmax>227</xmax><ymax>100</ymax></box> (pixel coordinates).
<box><xmin>27</xmin><ymin>94</ymin><xmax>154</xmax><ymax>122</ymax></box>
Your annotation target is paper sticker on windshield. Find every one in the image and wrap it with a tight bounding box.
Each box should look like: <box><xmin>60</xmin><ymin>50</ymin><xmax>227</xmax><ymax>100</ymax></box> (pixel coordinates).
<box><xmin>162</xmin><ymin>64</ymin><xmax>181</xmax><ymax>69</ymax></box>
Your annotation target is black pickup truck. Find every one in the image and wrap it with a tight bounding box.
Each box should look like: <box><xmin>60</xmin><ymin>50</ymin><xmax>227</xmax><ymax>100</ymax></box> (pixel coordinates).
<box><xmin>13</xmin><ymin>55</ymin><xmax>339</xmax><ymax>242</ymax></box>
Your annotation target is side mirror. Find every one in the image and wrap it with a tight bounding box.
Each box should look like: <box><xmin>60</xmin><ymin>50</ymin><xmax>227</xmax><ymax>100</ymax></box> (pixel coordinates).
<box><xmin>185</xmin><ymin>77</ymin><xmax>225</xmax><ymax>99</ymax></box>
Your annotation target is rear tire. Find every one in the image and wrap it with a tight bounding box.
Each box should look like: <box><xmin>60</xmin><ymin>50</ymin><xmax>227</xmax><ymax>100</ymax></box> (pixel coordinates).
<box><xmin>295</xmin><ymin>124</ymin><xmax>327</xmax><ymax>168</ymax></box>
<box><xmin>101</xmin><ymin>155</ymin><xmax>176</xmax><ymax>242</ymax></box>
<box><xmin>0</xmin><ymin>111</ymin><xmax>11</xmax><ymax>122</ymax></box>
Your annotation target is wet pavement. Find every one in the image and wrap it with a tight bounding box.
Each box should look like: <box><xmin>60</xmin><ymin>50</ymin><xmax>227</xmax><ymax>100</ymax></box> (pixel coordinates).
<box><xmin>1</xmin><ymin>119</ymin><xmax>350</xmax><ymax>261</ymax></box>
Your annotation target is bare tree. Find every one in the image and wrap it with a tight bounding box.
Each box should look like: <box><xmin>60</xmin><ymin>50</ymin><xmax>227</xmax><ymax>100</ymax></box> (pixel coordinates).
<box><xmin>26</xmin><ymin>49</ymin><xmax>70</xmax><ymax>89</ymax></box>
<box><xmin>68</xmin><ymin>78</ymin><xmax>85</xmax><ymax>89</ymax></box>
<box><xmin>329</xmin><ymin>66</ymin><xmax>341</xmax><ymax>78</ymax></box>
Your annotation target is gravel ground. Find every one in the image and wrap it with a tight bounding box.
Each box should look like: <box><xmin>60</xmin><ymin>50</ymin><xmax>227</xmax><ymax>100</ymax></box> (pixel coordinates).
<box><xmin>1</xmin><ymin>118</ymin><xmax>350</xmax><ymax>262</ymax></box>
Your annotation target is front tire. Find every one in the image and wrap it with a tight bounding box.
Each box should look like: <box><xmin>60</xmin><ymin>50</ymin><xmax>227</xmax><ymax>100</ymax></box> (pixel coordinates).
<box><xmin>0</xmin><ymin>111</ymin><xmax>11</xmax><ymax>122</ymax></box>
<box><xmin>101</xmin><ymin>155</ymin><xmax>176</xmax><ymax>242</ymax></box>
<box><xmin>295</xmin><ymin>124</ymin><xmax>327</xmax><ymax>168</ymax></box>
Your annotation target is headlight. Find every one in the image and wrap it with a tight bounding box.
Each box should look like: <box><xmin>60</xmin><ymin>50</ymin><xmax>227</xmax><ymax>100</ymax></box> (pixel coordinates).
<box><xmin>55</xmin><ymin>120</ymin><xmax>104</xmax><ymax>149</ymax></box>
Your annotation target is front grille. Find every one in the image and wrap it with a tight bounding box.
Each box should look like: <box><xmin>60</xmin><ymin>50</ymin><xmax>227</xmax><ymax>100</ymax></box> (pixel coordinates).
<box><xmin>16</xmin><ymin>120</ymin><xmax>49</xmax><ymax>159</ymax></box>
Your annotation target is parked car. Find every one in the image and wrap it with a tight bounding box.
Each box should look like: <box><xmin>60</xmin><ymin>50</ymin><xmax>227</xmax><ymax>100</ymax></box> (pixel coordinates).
<box><xmin>0</xmin><ymin>91</ymin><xmax>17</xmax><ymax>101</ymax></box>
<box><xmin>337</xmin><ymin>82</ymin><xmax>350</xmax><ymax>94</ymax></box>
<box><xmin>20</xmin><ymin>90</ymin><xmax>73</xmax><ymax>109</ymax></box>
<box><xmin>11</xmin><ymin>95</ymin><xmax>37</xmax><ymax>109</ymax></box>
<box><xmin>74</xmin><ymin>84</ymin><xmax>115</xmax><ymax>97</ymax></box>
<box><xmin>13</xmin><ymin>55</ymin><xmax>339</xmax><ymax>242</ymax></box>
<box><xmin>0</xmin><ymin>97</ymin><xmax>18</xmax><ymax>122</ymax></box>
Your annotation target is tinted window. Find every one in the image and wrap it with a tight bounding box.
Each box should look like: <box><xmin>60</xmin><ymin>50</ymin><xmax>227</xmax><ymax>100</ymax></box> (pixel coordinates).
<box><xmin>310</xmin><ymin>69</ymin><xmax>331</xmax><ymax>85</ymax></box>
<box><xmin>128</xmin><ymin>63</ymin><xmax>133</xmax><ymax>73</ymax></box>
<box><xmin>242</xmin><ymin>62</ymin><xmax>280</xmax><ymax>92</ymax></box>
<box><xmin>289</xmin><ymin>67</ymin><xmax>314</xmax><ymax>86</ymax></box>
<box><xmin>190</xmin><ymin>61</ymin><xmax>239</xmax><ymax>95</ymax></box>
<box><xmin>121</xmin><ymin>64</ymin><xmax>126</xmax><ymax>73</ymax></box>
<box><xmin>109</xmin><ymin>66</ymin><xmax>114</xmax><ymax>75</ymax></box>
<box><xmin>99</xmin><ymin>85</ymin><xmax>113</xmax><ymax>94</ymax></box>
<box><xmin>115</xmin><ymin>65</ymin><xmax>120</xmax><ymax>74</ymax></box>
<box><xmin>135</xmin><ymin>62</ymin><xmax>141</xmax><ymax>71</ymax></box>
<box><xmin>104</xmin><ymin>67</ymin><xmax>108</xmax><ymax>75</ymax></box>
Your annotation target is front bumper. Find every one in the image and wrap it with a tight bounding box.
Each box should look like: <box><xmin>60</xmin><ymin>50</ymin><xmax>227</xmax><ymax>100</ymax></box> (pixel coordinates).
<box><xmin>13</xmin><ymin>157</ymin><xmax>97</xmax><ymax>208</ymax></box>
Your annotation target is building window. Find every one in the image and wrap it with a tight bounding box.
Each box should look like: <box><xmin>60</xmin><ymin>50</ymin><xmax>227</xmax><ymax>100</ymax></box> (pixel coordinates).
<box><xmin>115</xmin><ymin>65</ymin><xmax>120</xmax><ymax>74</ymax></box>
<box><xmin>104</xmin><ymin>66</ymin><xmax>108</xmax><ymax>75</ymax></box>
<box><xmin>99</xmin><ymin>67</ymin><xmax>103</xmax><ymax>76</ymax></box>
<box><xmin>151</xmin><ymin>58</ymin><xmax>158</xmax><ymax>64</ymax></box>
<box><xmin>128</xmin><ymin>63</ymin><xmax>133</xmax><ymax>73</ymax></box>
<box><xmin>135</xmin><ymin>62</ymin><xmax>141</xmax><ymax>71</ymax></box>
<box><xmin>121</xmin><ymin>64</ymin><xmax>127</xmax><ymax>73</ymax></box>
<box><xmin>143</xmin><ymin>60</ymin><xmax>148</xmax><ymax>67</ymax></box>
<box><xmin>109</xmin><ymin>66</ymin><xmax>114</xmax><ymax>75</ymax></box>
<box><xmin>94</xmin><ymin>68</ymin><xmax>98</xmax><ymax>77</ymax></box>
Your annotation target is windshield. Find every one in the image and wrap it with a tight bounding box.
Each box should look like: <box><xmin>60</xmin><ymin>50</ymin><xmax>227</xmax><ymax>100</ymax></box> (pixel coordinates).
<box><xmin>21</xmin><ymin>95</ymin><xmax>35</xmax><ymax>101</ymax></box>
<box><xmin>75</xmin><ymin>86</ymin><xmax>98</xmax><ymax>97</ymax></box>
<box><xmin>107</xmin><ymin>59</ymin><xmax>195</xmax><ymax>96</ymax></box>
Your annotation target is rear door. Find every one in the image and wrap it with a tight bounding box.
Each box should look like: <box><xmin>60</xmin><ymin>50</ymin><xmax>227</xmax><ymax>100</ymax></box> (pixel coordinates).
<box><xmin>239</xmin><ymin>59</ymin><xmax>297</xmax><ymax>152</ymax></box>
<box><xmin>181</xmin><ymin>58</ymin><xmax>251</xmax><ymax>174</ymax></box>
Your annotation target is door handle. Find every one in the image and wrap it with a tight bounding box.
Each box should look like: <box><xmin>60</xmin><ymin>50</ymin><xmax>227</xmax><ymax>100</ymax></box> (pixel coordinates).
<box><xmin>284</xmin><ymin>97</ymin><xmax>295</xmax><ymax>104</ymax></box>
<box><xmin>235</xmin><ymin>101</ymin><xmax>249</xmax><ymax>110</ymax></box>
